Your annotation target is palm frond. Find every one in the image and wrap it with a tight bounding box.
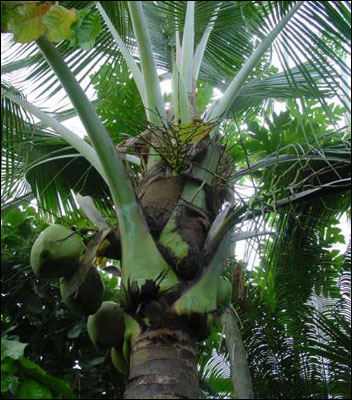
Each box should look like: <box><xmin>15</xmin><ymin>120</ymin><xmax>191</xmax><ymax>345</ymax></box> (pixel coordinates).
<box><xmin>237</xmin><ymin>191</ymin><xmax>350</xmax><ymax>398</ymax></box>
<box><xmin>204</xmin><ymin>1</ymin><xmax>350</xmax><ymax>122</ymax></box>
<box><xmin>1</xmin><ymin>82</ymin><xmax>33</xmax><ymax>204</ymax></box>
<box><xmin>1</xmin><ymin>84</ymin><xmax>113</xmax><ymax>219</ymax></box>
<box><xmin>198</xmin><ymin>326</ymin><xmax>234</xmax><ymax>399</ymax></box>
<box><xmin>230</xmin><ymin>64</ymin><xmax>339</xmax><ymax>117</ymax></box>
<box><xmin>1</xmin><ymin>2</ymin><xmax>130</xmax><ymax>106</ymax></box>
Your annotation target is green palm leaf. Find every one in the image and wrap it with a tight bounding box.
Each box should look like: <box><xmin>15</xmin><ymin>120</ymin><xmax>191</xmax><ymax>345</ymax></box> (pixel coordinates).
<box><xmin>1</xmin><ymin>84</ymin><xmax>112</xmax><ymax>219</ymax></box>
<box><xmin>2</xmin><ymin>2</ymin><xmax>130</xmax><ymax>104</ymax></box>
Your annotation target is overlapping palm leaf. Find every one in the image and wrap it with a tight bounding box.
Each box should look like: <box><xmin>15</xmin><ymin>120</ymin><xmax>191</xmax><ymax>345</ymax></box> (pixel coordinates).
<box><xmin>2</xmin><ymin>1</ymin><xmax>350</xmax><ymax>111</ymax></box>
<box><xmin>1</xmin><ymin>83</ymin><xmax>113</xmax><ymax>220</ymax></box>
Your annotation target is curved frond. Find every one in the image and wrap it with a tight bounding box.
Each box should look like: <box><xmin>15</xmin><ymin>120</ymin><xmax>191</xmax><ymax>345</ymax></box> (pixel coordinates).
<box><xmin>1</xmin><ymin>83</ymin><xmax>113</xmax><ymax>219</ymax></box>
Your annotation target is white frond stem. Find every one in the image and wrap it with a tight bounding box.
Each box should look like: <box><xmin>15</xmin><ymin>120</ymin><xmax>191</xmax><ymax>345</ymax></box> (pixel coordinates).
<box><xmin>180</xmin><ymin>1</ymin><xmax>195</xmax><ymax>93</ymax></box>
<box><xmin>193</xmin><ymin>3</ymin><xmax>221</xmax><ymax>82</ymax></box>
<box><xmin>96</xmin><ymin>2</ymin><xmax>147</xmax><ymax>107</ymax></box>
<box><xmin>3</xmin><ymin>90</ymin><xmax>107</xmax><ymax>183</ymax></box>
<box><xmin>127</xmin><ymin>1</ymin><xmax>166</xmax><ymax>125</ymax></box>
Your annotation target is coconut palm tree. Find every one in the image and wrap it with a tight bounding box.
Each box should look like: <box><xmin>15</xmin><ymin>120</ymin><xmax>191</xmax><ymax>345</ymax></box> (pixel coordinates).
<box><xmin>1</xmin><ymin>1</ymin><xmax>351</xmax><ymax>398</ymax></box>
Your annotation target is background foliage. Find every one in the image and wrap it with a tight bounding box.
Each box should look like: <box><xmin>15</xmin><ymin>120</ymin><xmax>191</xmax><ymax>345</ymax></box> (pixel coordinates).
<box><xmin>1</xmin><ymin>204</ymin><xmax>126</xmax><ymax>399</ymax></box>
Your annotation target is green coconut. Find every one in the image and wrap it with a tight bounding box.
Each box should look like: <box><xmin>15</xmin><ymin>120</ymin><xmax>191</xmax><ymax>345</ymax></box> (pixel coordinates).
<box><xmin>111</xmin><ymin>346</ymin><xmax>129</xmax><ymax>375</ymax></box>
<box><xmin>216</xmin><ymin>276</ymin><xmax>232</xmax><ymax>308</ymax></box>
<box><xmin>87</xmin><ymin>301</ymin><xmax>125</xmax><ymax>350</ymax></box>
<box><xmin>60</xmin><ymin>267</ymin><xmax>104</xmax><ymax>316</ymax></box>
<box><xmin>30</xmin><ymin>224</ymin><xmax>84</xmax><ymax>279</ymax></box>
<box><xmin>122</xmin><ymin>313</ymin><xmax>141</xmax><ymax>362</ymax></box>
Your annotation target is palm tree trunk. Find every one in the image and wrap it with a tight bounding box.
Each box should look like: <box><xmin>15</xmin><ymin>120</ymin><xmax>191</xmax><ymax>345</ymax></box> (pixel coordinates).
<box><xmin>124</xmin><ymin>329</ymin><xmax>198</xmax><ymax>399</ymax></box>
<box><xmin>222</xmin><ymin>308</ymin><xmax>254</xmax><ymax>399</ymax></box>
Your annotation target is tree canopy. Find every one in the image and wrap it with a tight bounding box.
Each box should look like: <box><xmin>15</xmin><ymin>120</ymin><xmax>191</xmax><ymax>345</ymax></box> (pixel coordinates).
<box><xmin>1</xmin><ymin>1</ymin><xmax>351</xmax><ymax>399</ymax></box>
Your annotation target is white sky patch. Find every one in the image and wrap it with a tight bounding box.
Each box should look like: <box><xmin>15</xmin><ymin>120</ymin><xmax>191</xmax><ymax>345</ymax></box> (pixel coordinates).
<box><xmin>212</xmin><ymin>87</ymin><xmax>223</xmax><ymax>101</ymax></box>
<box><xmin>61</xmin><ymin>116</ymin><xmax>86</xmax><ymax>138</ymax></box>
<box><xmin>159</xmin><ymin>75</ymin><xmax>172</xmax><ymax>95</ymax></box>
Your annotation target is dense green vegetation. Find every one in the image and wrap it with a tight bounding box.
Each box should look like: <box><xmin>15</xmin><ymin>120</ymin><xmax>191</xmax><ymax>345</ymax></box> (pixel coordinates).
<box><xmin>1</xmin><ymin>1</ymin><xmax>351</xmax><ymax>398</ymax></box>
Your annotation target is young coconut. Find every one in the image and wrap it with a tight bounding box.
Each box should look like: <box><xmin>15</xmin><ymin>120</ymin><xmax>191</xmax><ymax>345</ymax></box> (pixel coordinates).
<box><xmin>30</xmin><ymin>224</ymin><xmax>84</xmax><ymax>279</ymax></box>
<box><xmin>122</xmin><ymin>313</ymin><xmax>141</xmax><ymax>362</ymax></box>
<box><xmin>111</xmin><ymin>346</ymin><xmax>129</xmax><ymax>375</ymax></box>
<box><xmin>216</xmin><ymin>276</ymin><xmax>232</xmax><ymax>309</ymax></box>
<box><xmin>60</xmin><ymin>267</ymin><xmax>104</xmax><ymax>316</ymax></box>
<box><xmin>87</xmin><ymin>301</ymin><xmax>125</xmax><ymax>350</ymax></box>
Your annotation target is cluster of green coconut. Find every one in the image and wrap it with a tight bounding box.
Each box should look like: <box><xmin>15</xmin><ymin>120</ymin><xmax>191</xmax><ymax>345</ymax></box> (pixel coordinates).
<box><xmin>30</xmin><ymin>224</ymin><xmax>131</xmax><ymax>374</ymax></box>
<box><xmin>30</xmin><ymin>224</ymin><xmax>233</xmax><ymax>375</ymax></box>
